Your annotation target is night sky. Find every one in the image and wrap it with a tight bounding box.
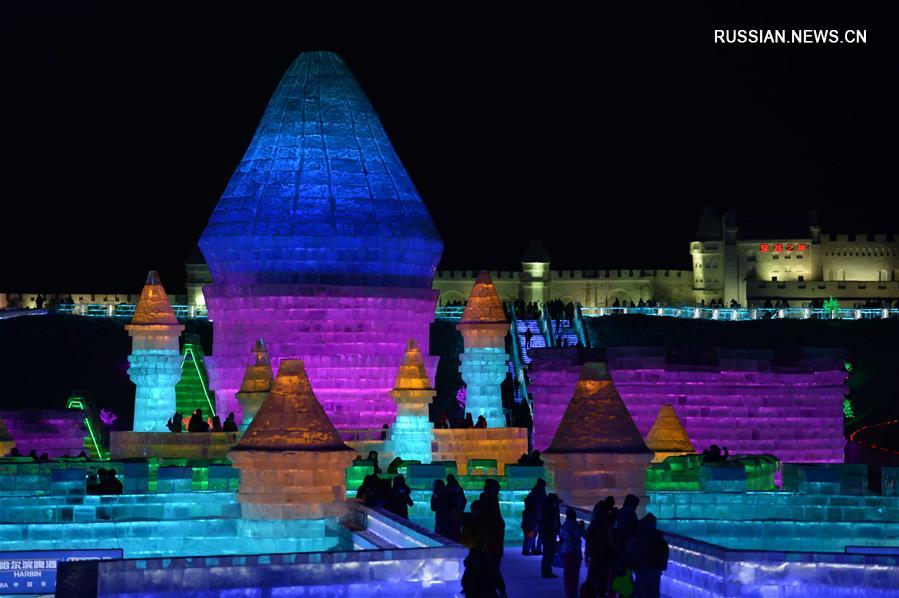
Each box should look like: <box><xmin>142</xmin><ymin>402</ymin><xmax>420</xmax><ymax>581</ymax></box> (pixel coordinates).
<box><xmin>1</xmin><ymin>3</ymin><xmax>895</xmax><ymax>293</ymax></box>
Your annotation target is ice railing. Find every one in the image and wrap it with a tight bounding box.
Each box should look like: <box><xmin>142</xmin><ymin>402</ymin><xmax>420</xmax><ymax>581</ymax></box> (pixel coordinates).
<box><xmin>581</xmin><ymin>306</ymin><xmax>896</xmax><ymax>320</ymax></box>
<box><xmin>40</xmin><ymin>303</ymin><xmax>899</xmax><ymax>322</ymax></box>
<box><xmin>54</xmin><ymin>303</ymin><xmax>208</xmax><ymax>319</ymax></box>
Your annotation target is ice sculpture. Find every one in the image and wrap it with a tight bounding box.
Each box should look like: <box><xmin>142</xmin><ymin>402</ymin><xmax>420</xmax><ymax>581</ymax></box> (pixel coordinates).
<box><xmin>198</xmin><ymin>51</ymin><xmax>442</xmax><ymax>430</ymax></box>
<box><xmin>456</xmin><ymin>272</ymin><xmax>508</xmax><ymax>428</ymax></box>
<box><xmin>125</xmin><ymin>272</ymin><xmax>184</xmax><ymax>432</ymax></box>
<box><xmin>545</xmin><ymin>362</ymin><xmax>652</xmax><ymax>507</ymax></box>
<box><xmin>228</xmin><ymin>359</ymin><xmax>354</xmax><ymax>519</ymax></box>
<box><xmin>235</xmin><ymin>339</ymin><xmax>274</xmax><ymax>432</ymax></box>
<box><xmin>530</xmin><ymin>347</ymin><xmax>846</xmax><ymax>463</ymax></box>
<box><xmin>644</xmin><ymin>404</ymin><xmax>695</xmax><ymax>463</ymax></box>
<box><xmin>174</xmin><ymin>342</ymin><xmax>214</xmax><ymax>419</ymax></box>
<box><xmin>389</xmin><ymin>340</ymin><xmax>435</xmax><ymax>463</ymax></box>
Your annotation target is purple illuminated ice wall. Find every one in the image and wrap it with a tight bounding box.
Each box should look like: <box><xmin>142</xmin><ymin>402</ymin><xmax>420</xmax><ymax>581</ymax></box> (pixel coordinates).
<box><xmin>198</xmin><ymin>52</ymin><xmax>442</xmax><ymax>430</ymax></box>
<box><xmin>530</xmin><ymin>347</ymin><xmax>846</xmax><ymax>463</ymax></box>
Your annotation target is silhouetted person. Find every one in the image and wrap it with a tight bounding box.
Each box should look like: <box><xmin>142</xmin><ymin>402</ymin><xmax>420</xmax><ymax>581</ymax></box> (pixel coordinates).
<box><xmin>461</xmin><ymin>499</ymin><xmax>494</xmax><ymax>597</ymax></box>
<box><xmin>38</xmin><ymin>453</ymin><xmax>49</xmax><ymax>461</ymax></box>
<box><xmin>363</xmin><ymin>476</ymin><xmax>389</xmax><ymax>509</ymax></box>
<box><xmin>701</xmin><ymin>444</ymin><xmax>729</xmax><ymax>463</ymax></box>
<box><xmin>431</xmin><ymin>479</ymin><xmax>447</xmax><ymax>534</ymax></box>
<box><xmin>188</xmin><ymin>409</ymin><xmax>208</xmax><ymax>432</ymax></box>
<box><xmin>35</xmin><ymin>294</ymin><xmax>44</xmax><ymax>309</ymax></box>
<box><xmin>524</xmin><ymin>328</ymin><xmax>533</xmax><ymax>349</ymax></box>
<box><xmin>540</xmin><ymin>493</ymin><xmax>561</xmax><ymax>578</ymax></box>
<box><xmin>380</xmin><ymin>423</ymin><xmax>389</xmax><ymax>440</ymax></box>
<box><xmin>521</xmin><ymin>495</ymin><xmax>538</xmax><ymax>555</ymax></box>
<box><xmin>387</xmin><ymin>456</ymin><xmax>403</xmax><ymax>474</ymax></box>
<box><xmin>633</xmin><ymin>513</ymin><xmax>668</xmax><ymax>598</ymax></box>
<box><xmin>560</xmin><ymin>506</ymin><xmax>586</xmax><ymax>598</ymax></box>
<box><xmin>8</xmin><ymin>448</ymin><xmax>21</xmax><ymax>457</ymax></box>
<box><xmin>211</xmin><ymin>415</ymin><xmax>223</xmax><ymax>432</ymax></box>
<box><xmin>443</xmin><ymin>475</ymin><xmax>466</xmax><ymax>542</ymax></box>
<box><xmin>616</xmin><ymin>495</ymin><xmax>640</xmax><ymax>535</ymax></box>
<box><xmin>367</xmin><ymin>450</ymin><xmax>382</xmax><ymax>475</ymax></box>
<box><xmin>356</xmin><ymin>474</ymin><xmax>378</xmax><ymax>504</ymax></box>
<box><xmin>529</xmin><ymin>450</ymin><xmax>543</xmax><ymax>465</ymax></box>
<box><xmin>222</xmin><ymin>412</ymin><xmax>238</xmax><ymax>432</ymax></box>
<box><xmin>614</xmin><ymin>494</ymin><xmax>640</xmax><ymax>578</ymax></box>
<box><xmin>612</xmin><ymin>298</ymin><xmax>621</xmax><ymax>308</ymax></box>
<box><xmin>387</xmin><ymin>475</ymin><xmax>413</xmax><ymax>519</ymax></box>
<box><xmin>167</xmin><ymin>412</ymin><xmax>183</xmax><ymax>432</ymax></box>
<box><xmin>464</xmin><ymin>413</ymin><xmax>474</xmax><ymax>429</ymax></box>
<box><xmin>527</xmin><ymin>479</ymin><xmax>548</xmax><ymax>555</ymax></box>
<box><xmin>91</xmin><ymin>468</ymin><xmax>123</xmax><ymax>495</ymax></box>
<box><xmin>586</xmin><ymin>499</ymin><xmax>616</xmax><ymax>598</ymax></box>
<box><xmin>480</xmin><ymin>479</ymin><xmax>507</xmax><ymax>597</ymax></box>
<box><xmin>475</xmin><ymin>415</ymin><xmax>488</xmax><ymax>429</ymax></box>
<box><xmin>28</xmin><ymin>449</ymin><xmax>38</xmax><ymax>460</ymax></box>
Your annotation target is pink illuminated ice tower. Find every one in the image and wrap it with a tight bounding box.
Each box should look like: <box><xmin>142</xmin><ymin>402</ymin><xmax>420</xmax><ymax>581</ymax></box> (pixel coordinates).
<box><xmin>198</xmin><ymin>52</ymin><xmax>442</xmax><ymax>431</ymax></box>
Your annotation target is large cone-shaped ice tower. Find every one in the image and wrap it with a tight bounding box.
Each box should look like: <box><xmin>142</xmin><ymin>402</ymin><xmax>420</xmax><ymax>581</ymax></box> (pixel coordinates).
<box><xmin>199</xmin><ymin>51</ymin><xmax>443</xmax><ymax>430</ymax></box>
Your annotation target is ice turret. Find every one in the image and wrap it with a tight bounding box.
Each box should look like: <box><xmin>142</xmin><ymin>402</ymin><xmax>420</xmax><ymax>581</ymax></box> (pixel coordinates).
<box><xmin>229</xmin><ymin>359</ymin><xmax>353</xmax><ymax>519</ymax></box>
<box><xmin>125</xmin><ymin>272</ymin><xmax>184</xmax><ymax>432</ymax></box>
<box><xmin>457</xmin><ymin>272</ymin><xmax>509</xmax><ymax>428</ymax></box>
<box><xmin>545</xmin><ymin>363</ymin><xmax>652</xmax><ymax>507</ymax></box>
<box><xmin>389</xmin><ymin>340</ymin><xmax>435</xmax><ymax>463</ymax></box>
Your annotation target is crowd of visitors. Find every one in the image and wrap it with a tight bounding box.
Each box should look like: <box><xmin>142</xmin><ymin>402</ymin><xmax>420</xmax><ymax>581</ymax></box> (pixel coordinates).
<box><xmin>431</xmin><ymin>474</ymin><xmax>467</xmax><ymax>542</ymax></box>
<box><xmin>166</xmin><ymin>409</ymin><xmax>238</xmax><ymax>433</ymax></box>
<box><xmin>356</xmin><ymin>472</ymin><xmax>415</xmax><ymax>519</ymax></box>
<box><xmin>87</xmin><ymin>468</ymin><xmax>123</xmax><ymax>495</ymax></box>
<box><xmin>435</xmin><ymin>411</ymin><xmax>490</xmax><ymax>430</ymax></box>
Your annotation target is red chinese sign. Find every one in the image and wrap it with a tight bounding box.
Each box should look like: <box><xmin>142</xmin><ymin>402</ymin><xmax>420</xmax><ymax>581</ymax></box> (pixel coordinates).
<box><xmin>760</xmin><ymin>243</ymin><xmax>808</xmax><ymax>253</ymax></box>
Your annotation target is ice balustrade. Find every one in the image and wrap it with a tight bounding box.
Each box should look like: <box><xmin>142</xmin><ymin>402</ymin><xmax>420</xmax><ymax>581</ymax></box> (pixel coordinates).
<box><xmin>48</xmin><ymin>303</ymin><xmax>898</xmax><ymax>322</ymax></box>
<box><xmin>581</xmin><ymin>305</ymin><xmax>896</xmax><ymax>320</ymax></box>
<box><xmin>55</xmin><ymin>502</ymin><xmax>466</xmax><ymax>597</ymax></box>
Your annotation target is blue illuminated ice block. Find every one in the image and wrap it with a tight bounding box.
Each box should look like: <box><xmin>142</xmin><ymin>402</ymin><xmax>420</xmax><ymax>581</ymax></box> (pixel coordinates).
<box><xmin>198</xmin><ymin>51</ymin><xmax>443</xmax><ymax>430</ymax></box>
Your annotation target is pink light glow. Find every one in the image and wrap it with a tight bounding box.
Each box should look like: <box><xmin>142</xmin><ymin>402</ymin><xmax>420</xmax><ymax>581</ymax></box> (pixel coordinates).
<box><xmin>204</xmin><ymin>285</ymin><xmax>438</xmax><ymax>430</ymax></box>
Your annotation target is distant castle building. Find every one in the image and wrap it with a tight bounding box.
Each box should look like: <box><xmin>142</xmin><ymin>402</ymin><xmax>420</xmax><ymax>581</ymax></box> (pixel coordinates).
<box><xmin>691</xmin><ymin>207</ymin><xmax>899</xmax><ymax>306</ymax></box>
<box><xmin>434</xmin><ymin>208</ymin><xmax>899</xmax><ymax>307</ymax></box>
<box><xmin>4</xmin><ymin>209</ymin><xmax>899</xmax><ymax>310</ymax></box>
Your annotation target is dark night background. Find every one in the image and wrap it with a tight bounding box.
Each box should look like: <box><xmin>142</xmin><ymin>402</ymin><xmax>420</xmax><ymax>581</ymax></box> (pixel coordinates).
<box><xmin>1</xmin><ymin>2</ymin><xmax>895</xmax><ymax>294</ymax></box>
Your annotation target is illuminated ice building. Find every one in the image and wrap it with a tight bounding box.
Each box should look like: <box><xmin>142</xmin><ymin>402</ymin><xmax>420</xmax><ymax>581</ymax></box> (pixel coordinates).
<box><xmin>198</xmin><ymin>51</ymin><xmax>443</xmax><ymax>430</ymax></box>
<box><xmin>126</xmin><ymin>272</ymin><xmax>184</xmax><ymax>433</ymax></box>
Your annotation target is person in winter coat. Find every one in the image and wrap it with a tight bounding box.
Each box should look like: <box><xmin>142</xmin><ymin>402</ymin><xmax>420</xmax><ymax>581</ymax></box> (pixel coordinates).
<box><xmin>387</xmin><ymin>475</ymin><xmax>413</xmax><ymax>519</ymax></box>
<box><xmin>633</xmin><ymin>513</ymin><xmax>669</xmax><ymax>598</ymax></box>
<box><xmin>540</xmin><ymin>493</ymin><xmax>562</xmax><ymax>578</ymax></box>
<box><xmin>558</xmin><ymin>507</ymin><xmax>586</xmax><ymax>598</ymax></box>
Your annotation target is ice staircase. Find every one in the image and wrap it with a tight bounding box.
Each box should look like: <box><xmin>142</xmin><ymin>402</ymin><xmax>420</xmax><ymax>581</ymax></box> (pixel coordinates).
<box><xmin>549</xmin><ymin>319</ymin><xmax>580</xmax><ymax>348</ymax></box>
<box><xmin>516</xmin><ymin>319</ymin><xmax>545</xmax><ymax>364</ymax></box>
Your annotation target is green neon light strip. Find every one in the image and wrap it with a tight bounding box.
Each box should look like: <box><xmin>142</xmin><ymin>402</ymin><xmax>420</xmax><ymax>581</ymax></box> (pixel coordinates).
<box><xmin>66</xmin><ymin>397</ymin><xmax>106</xmax><ymax>460</ymax></box>
<box><xmin>83</xmin><ymin>417</ymin><xmax>105</xmax><ymax>460</ymax></box>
